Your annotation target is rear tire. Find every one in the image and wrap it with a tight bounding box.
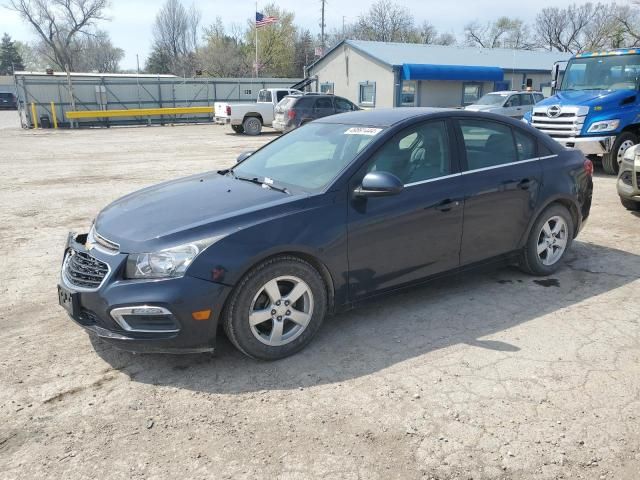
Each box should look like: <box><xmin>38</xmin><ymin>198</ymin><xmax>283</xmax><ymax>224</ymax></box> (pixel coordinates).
<box><xmin>231</xmin><ymin>124</ymin><xmax>244</xmax><ymax>134</ymax></box>
<box><xmin>620</xmin><ymin>197</ymin><xmax>640</xmax><ymax>211</ymax></box>
<box><xmin>223</xmin><ymin>256</ymin><xmax>327</xmax><ymax>360</ymax></box>
<box><xmin>242</xmin><ymin>116</ymin><xmax>262</xmax><ymax>136</ymax></box>
<box><xmin>520</xmin><ymin>204</ymin><xmax>574</xmax><ymax>276</ymax></box>
<box><xmin>602</xmin><ymin>132</ymin><xmax>637</xmax><ymax>175</ymax></box>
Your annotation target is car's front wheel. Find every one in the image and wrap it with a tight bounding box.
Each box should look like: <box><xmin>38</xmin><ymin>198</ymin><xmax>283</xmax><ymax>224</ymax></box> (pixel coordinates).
<box><xmin>223</xmin><ymin>256</ymin><xmax>327</xmax><ymax>360</ymax></box>
<box><xmin>520</xmin><ymin>204</ymin><xmax>574</xmax><ymax>276</ymax></box>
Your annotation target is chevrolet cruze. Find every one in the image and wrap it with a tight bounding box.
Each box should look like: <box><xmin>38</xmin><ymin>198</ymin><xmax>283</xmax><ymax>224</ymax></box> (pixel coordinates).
<box><xmin>58</xmin><ymin>109</ymin><xmax>593</xmax><ymax>360</ymax></box>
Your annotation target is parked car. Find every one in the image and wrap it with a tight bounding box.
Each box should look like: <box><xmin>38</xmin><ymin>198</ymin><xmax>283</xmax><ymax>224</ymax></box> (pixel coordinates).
<box><xmin>0</xmin><ymin>92</ymin><xmax>17</xmax><ymax>109</ymax></box>
<box><xmin>214</xmin><ymin>88</ymin><xmax>300</xmax><ymax>135</ymax></box>
<box><xmin>273</xmin><ymin>94</ymin><xmax>359</xmax><ymax>133</ymax></box>
<box><xmin>58</xmin><ymin>109</ymin><xmax>593</xmax><ymax>360</ymax></box>
<box><xmin>617</xmin><ymin>144</ymin><xmax>640</xmax><ymax>211</ymax></box>
<box><xmin>465</xmin><ymin>91</ymin><xmax>544</xmax><ymax>118</ymax></box>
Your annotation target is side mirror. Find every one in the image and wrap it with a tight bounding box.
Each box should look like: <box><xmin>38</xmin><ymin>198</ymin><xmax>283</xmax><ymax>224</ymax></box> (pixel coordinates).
<box><xmin>236</xmin><ymin>151</ymin><xmax>253</xmax><ymax>163</ymax></box>
<box><xmin>551</xmin><ymin>80</ymin><xmax>557</xmax><ymax>89</ymax></box>
<box><xmin>354</xmin><ymin>171</ymin><xmax>404</xmax><ymax>198</ymax></box>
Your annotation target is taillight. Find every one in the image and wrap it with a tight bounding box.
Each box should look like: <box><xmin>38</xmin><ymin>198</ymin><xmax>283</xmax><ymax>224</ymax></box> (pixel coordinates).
<box><xmin>287</xmin><ymin>110</ymin><xmax>296</xmax><ymax>120</ymax></box>
<box><xmin>583</xmin><ymin>158</ymin><xmax>594</xmax><ymax>176</ymax></box>
<box><xmin>225</xmin><ymin>105</ymin><xmax>231</xmax><ymax>116</ymax></box>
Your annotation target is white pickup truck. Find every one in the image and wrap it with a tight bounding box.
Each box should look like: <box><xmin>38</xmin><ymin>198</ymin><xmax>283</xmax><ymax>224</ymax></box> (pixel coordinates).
<box><xmin>214</xmin><ymin>88</ymin><xmax>300</xmax><ymax>135</ymax></box>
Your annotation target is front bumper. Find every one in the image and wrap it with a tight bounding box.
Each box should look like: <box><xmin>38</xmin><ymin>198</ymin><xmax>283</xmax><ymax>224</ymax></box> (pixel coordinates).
<box><xmin>557</xmin><ymin>135</ymin><xmax>615</xmax><ymax>155</ymax></box>
<box><xmin>59</xmin><ymin>233</ymin><xmax>232</xmax><ymax>353</ymax></box>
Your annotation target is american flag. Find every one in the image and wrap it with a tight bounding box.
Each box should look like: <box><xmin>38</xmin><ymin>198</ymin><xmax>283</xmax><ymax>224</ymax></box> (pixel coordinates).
<box><xmin>256</xmin><ymin>12</ymin><xmax>278</xmax><ymax>28</ymax></box>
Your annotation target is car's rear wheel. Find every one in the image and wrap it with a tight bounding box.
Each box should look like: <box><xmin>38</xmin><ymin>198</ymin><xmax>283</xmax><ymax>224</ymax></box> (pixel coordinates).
<box><xmin>242</xmin><ymin>116</ymin><xmax>262</xmax><ymax>136</ymax></box>
<box><xmin>620</xmin><ymin>197</ymin><xmax>640</xmax><ymax>211</ymax></box>
<box><xmin>520</xmin><ymin>204</ymin><xmax>574</xmax><ymax>276</ymax></box>
<box><xmin>602</xmin><ymin>132</ymin><xmax>637</xmax><ymax>175</ymax></box>
<box><xmin>231</xmin><ymin>124</ymin><xmax>244</xmax><ymax>134</ymax></box>
<box><xmin>223</xmin><ymin>256</ymin><xmax>327</xmax><ymax>360</ymax></box>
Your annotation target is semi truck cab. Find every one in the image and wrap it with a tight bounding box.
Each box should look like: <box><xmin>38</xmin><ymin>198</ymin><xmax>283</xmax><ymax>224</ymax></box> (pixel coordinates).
<box><xmin>524</xmin><ymin>49</ymin><xmax>640</xmax><ymax>174</ymax></box>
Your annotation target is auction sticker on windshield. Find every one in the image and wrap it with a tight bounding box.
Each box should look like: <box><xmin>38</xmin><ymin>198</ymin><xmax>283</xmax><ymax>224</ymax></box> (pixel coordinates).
<box><xmin>344</xmin><ymin>127</ymin><xmax>383</xmax><ymax>136</ymax></box>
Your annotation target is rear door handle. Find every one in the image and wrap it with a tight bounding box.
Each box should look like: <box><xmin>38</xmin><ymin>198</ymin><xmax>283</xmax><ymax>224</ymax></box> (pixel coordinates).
<box><xmin>518</xmin><ymin>179</ymin><xmax>531</xmax><ymax>190</ymax></box>
<box><xmin>434</xmin><ymin>199</ymin><xmax>461</xmax><ymax>212</ymax></box>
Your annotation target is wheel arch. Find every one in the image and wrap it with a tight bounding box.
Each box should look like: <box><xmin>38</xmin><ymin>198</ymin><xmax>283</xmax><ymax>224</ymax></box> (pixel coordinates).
<box><xmin>221</xmin><ymin>250</ymin><xmax>336</xmax><ymax>317</ymax></box>
<box><xmin>243</xmin><ymin>112</ymin><xmax>264</xmax><ymax>124</ymax></box>
<box><xmin>519</xmin><ymin>195</ymin><xmax>581</xmax><ymax>248</ymax></box>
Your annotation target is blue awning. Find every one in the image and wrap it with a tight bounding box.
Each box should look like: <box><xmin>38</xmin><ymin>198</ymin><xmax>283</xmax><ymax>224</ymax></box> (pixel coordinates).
<box><xmin>402</xmin><ymin>64</ymin><xmax>504</xmax><ymax>82</ymax></box>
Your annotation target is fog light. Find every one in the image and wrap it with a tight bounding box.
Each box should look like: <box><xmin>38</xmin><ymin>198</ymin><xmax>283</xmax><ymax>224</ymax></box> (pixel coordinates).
<box><xmin>110</xmin><ymin>305</ymin><xmax>179</xmax><ymax>333</ymax></box>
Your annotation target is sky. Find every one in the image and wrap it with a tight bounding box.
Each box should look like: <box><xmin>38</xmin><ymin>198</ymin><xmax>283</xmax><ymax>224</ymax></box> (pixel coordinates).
<box><xmin>0</xmin><ymin>0</ymin><xmax>597</xmax><ymax>70</ymax></box>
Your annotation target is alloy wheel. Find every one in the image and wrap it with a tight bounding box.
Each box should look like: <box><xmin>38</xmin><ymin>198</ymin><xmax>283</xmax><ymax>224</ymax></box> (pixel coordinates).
<box><xmin>249</xmin><ymin>276</ymin><xmax>314</xmax><ymax>346</ymax></box>
<box><xmin>537</xmin><ymin>215</ymin><xmax>568</xmax><ymax>266</ymax></box>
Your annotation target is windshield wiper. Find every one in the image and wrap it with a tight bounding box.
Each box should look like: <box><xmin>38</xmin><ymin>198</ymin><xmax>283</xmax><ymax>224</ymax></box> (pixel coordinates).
<box><xmin>230</xmin><ymin>171</ymin><xmax>290</xmax><ymax>194</ymax></box>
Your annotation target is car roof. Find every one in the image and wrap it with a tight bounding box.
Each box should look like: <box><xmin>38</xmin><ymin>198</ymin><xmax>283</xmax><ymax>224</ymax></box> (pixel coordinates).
<box><xmin>487</xmin><ymin>90</ymin><xmax>542</xmax><ymax>95</ymax></box>
<box><xmin>316</xmin><ymin>107</ymin><xmax>452</xmax><ymax>126</ymax></box>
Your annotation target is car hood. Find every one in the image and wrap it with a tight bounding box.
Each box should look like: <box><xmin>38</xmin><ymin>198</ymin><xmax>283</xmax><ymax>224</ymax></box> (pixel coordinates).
<box><xmin>95</xmin><ymin>172</ymin><xmax>305</xmax><ymax>253</ymax></box>
<box><xmin>536</xmin><ymin>89</ymin><xmax>637</xmax><ymax>108</ymax></box>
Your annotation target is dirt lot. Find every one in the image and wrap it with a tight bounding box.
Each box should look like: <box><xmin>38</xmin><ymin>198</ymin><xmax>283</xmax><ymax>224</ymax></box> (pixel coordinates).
<box><xmin>0</xmin><ymin>110</ymin><xmax>639</xmax><ymax>480</ymax></box>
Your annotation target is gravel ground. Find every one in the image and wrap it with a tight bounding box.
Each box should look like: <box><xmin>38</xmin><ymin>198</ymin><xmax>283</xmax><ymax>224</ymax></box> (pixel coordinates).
<box><xmin>0</xmin><ymin>110</ymin><xmax>639</xmax><ymax>480</ymax></box>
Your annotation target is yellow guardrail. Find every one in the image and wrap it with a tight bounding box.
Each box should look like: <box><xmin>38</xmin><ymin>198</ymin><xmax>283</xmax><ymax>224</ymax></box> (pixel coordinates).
<box><xmin>66</xmin><ymin>106</ymin><xmax>214</xmax><ymax>119</ymax></box>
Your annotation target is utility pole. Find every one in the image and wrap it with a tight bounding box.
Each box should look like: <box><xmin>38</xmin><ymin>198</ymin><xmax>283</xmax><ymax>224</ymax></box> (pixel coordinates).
<box><xmin>320</xmin><ymin>0</ymin><xmax>326</xmax><ymax>53</ymax></box>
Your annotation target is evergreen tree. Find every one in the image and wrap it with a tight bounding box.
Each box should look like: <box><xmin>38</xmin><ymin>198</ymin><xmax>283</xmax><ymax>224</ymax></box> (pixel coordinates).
<box><xmin>0</xmin><ymin>33</ymin><xmax>25</xmax><ymax>75</ymax></box>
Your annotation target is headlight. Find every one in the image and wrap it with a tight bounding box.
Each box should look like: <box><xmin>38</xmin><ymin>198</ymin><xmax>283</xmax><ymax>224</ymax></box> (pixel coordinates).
<box><xmin>587</xmin><ymin>119</ymin><xmax>620</xmax><ymax>133</ymax></box>
<box><xmin>623</xmin><ymin>144</ymin><xmax>640</xmax><ymax>166</ymax></box>
<box><xmin>125</xmin><ymin>235</ymin><xmax>225</xmax><ymax>279</ymax></box>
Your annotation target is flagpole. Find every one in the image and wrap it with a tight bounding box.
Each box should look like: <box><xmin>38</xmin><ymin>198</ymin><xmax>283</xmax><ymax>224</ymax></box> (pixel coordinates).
<box><xmin>255</xmin><ymin>1</ymin><xmax>259</xmax><ymax>78</ymax></box>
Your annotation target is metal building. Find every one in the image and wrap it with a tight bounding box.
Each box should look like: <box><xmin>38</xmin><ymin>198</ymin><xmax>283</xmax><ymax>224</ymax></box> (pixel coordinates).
<box><xmin>307</xmin><ymin>40</ymin><xmax>572</xmax><ymax>108</ymax></box>
<box><xmin>13</xmin><ymin>72</ymin><xmax>301</xmax><ymax>128</ymax></box>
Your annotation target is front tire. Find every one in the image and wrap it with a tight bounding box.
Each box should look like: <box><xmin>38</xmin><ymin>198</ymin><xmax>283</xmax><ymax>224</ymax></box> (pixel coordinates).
<box><xmin>620</xmin><ymin>197</ymin><xmax>640</xmax><ymax>211</ymax></box>
<box><xmin>242</xmin><ymin>116</ymin><xmax>262</xmax><ymax>136</ymax></box>
<box><xmin>223</xmin><ymin>256</ymin><xmax>328</xmax><ymax>360</ymax></box>
<box><xmin>602</xmin><ymin>132</ymin><xmax>637</xmax><ymax>175</ymax></box>
<box><xmin>520</xmin><ymin>204</ymin><xmax>574</xmax><ymax>276</ymax></box>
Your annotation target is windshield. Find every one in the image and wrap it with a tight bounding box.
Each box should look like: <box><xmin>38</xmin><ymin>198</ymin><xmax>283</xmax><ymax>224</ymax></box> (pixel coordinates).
<box><xmin>232</xmin><ymin>123</ymin><xmax>383</xmax><ymax>191</ymax></box>
<box><xmin>476</xmin><ymin>93</ymin><xmax>508</xmax><ymax>106</ymax></box>
<box><xmin>561</xmin><ymin>54</ymin><xmax>640</xmax><ymax>91</ymax></box>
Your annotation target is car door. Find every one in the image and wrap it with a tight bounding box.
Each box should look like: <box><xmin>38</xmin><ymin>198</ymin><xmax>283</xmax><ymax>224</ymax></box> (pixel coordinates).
<box><xmin>347</xmin><ymin>119</ymin><xmax>464</xmax><ymax>300</ymax></box>
<box><xmin>518</xmin><ymin>93</ymin><xmax>534</xmax><ymax>118</ymax></box>
<box><xmin>503</xmin><ymin>94</ymin><xmax>523</xmax><ymax>117</ymax></box>
<box><xmin>455</xmin><ymin>118</ymin><xmax>543</xmax><ymax>265</ymax></box>
<box><xmin>312</xmin><ymin>97</ymin><xmax>336</xmax><ymax>119</ymax></box>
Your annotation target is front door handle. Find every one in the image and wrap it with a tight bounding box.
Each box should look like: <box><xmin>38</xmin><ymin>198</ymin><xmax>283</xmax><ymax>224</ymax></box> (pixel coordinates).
<box><xmin>434</xmin><ymin>199</ymin><xmax>461</xmax><ymax>212</ymax></box>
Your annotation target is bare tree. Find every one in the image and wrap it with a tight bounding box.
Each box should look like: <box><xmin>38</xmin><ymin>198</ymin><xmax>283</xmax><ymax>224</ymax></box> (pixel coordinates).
<box><xmin>534</xmin><ymin>3</ymin><xmax>599</xmax><ymax>53</ymax></box>
<box><xmin>73</xmin><ymin>30</ymin><xmax>124</xmax><ymax>72</ymax></box>
<box><xmin>7</xmin><ymin>0</ymin><xmax>110</xmax><ymax>70</ymax></box>
<box><xmin>465</xmin><ymin>17</ymin><xmax>532</xmax><ymax>49</ymax></box>
<box><xmin>152</xmin><ymin>0</ymin><xmax>201</xmax><ymax>75</ymax></box>
<box><xmin>353</xmin><ymin>0</ymin><xmax>416</xmax><ymax>43</ymax></box>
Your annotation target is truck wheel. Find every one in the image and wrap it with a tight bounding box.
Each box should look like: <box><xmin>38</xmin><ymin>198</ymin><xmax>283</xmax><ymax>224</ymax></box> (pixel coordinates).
<box><xmin>602</xmin><ymin>132</ymin><xmax>637</xmax><ymax>175</ymax></box>
<box><xmin>620</xmin><ymin>197</ymin><xmax>640</xmax><ymax>211</ymax></box>
<box><xmin>242</xmin><ymin>117</ymin><xmax>262</xmax><ymax>136</ymax></box>
<box><xmin>231</xmin><ymin>125</ymin><xmax>244</xmax><ymax>134</ymax></box>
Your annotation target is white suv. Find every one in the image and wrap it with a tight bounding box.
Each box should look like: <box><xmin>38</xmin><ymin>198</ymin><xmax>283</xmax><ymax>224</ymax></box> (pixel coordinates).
<box><xmin>465</xmin><ymin>91</ymin><xmax>545</xmax><ymax>119</ymax></box>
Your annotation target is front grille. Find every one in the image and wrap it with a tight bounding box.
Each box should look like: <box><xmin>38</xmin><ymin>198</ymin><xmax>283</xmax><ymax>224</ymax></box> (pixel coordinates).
<box><xmin>621</xmin><ymin>170</ymin><xmax>633</xmax><ymax>186</ymax></box>
<box><xmin>531</xmin><ymin>107</ymin><xmax>587</xmax><ymax>139</ymax></box>
<box><xmin>64</xmin><ymin>250</ymin><xmax>109</xmax><ymax>290</ymax></box>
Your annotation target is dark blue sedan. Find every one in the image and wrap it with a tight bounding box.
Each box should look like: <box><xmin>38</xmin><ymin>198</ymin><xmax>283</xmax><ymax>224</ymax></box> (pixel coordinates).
<box><xmin>58</xmin><ymin>108</ymin><xmax>593</xmax><ymax>360</ymax></box>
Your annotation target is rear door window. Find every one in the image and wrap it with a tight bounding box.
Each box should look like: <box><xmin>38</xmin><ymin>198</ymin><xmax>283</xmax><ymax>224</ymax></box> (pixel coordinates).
<box><xmin>458</xmin><ymin>119</ymin><xmax>518</xmax><ymax>171</ymax></box>
<box><xmin>276</xmin><ymin>91</ymin><xmax>288</xmax><ymax>102</ymax></box>
<box><xmin>519</xmin><ymin>94</ymin><xmax>533</xmax><ymax>106</ymax></box>
<box><xmin>258</xmin><ymin>90</ymin><xmax>272</xmax><ymax>103</ymax></box>
<box><xmin>514</xmin><ymin>129</ymin><xmax>537</xmax><ymax>160</ymax></box>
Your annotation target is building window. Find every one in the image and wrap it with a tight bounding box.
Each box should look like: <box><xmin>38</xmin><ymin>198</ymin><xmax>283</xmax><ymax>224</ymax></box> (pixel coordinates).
<box><xmin>400</xmin><ymin>81</ymin><xmax>416</xmax><ymax>106</ymax></box>
<box><xmin>462</xmin><ymin>83</ymin><xmax>482</xmax><ymax>105</ymax></box>
<box><xmin>243</xmin><ymin>89</ymin><xmax>252</xmax><ymax>95</ymax></box>
<box><xmin>359</xmin><ymin>81</ymin><xmax>376</xmax><ymax>106</ymax></box>
<box><xmin>320</xmin><ymin>82</ymin><xmax>334</xmax><ymax>94</ymax></box>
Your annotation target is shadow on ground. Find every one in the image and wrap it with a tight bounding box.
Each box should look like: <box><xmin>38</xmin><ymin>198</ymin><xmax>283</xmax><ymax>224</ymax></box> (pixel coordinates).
<box><xmin>93</xmin><ymin>240</ymin><xmax>639</xmax><ymax>394</ymax></box>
